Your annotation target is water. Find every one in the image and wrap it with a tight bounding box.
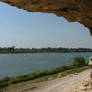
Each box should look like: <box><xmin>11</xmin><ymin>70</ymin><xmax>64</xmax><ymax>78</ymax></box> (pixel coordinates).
<box><xmin>0</xmin><ymin>52</ymin><xmax>92</xmax><ymax>79</ymax></box>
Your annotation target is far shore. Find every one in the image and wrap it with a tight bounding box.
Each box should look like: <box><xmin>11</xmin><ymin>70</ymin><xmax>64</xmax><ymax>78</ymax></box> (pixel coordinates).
<box><xmin>0</xmin><ymin>51</ymin><xmax>92</xmax><ymax>54</ymax></box>
<box><xmin>0</xmin><ymin>47</ymin><xmax>92</xmax><ymax>54</ymax></box>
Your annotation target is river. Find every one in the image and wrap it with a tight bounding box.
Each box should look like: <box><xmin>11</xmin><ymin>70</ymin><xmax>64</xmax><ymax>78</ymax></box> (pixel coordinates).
<box><xmin>0</xmin><ymin>52</ymin><xmax>91</xmax><ymax>79</ymax></box>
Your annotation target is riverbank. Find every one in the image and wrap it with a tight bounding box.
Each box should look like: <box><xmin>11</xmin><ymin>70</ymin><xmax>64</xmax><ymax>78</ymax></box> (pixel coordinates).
<box><xmin>0</xmin><ymin>65</ymin><xmax>89</xmax><ymax>92</ymax></box>
<box><xmin>7</xmin><ymin>69</ymin><xmax>91</xmax><ymax>92</ymax></box>
<box><xmin>0</xmin><ymin>47</ymin><xmax>92</xmax><ymax>54</ymax></box>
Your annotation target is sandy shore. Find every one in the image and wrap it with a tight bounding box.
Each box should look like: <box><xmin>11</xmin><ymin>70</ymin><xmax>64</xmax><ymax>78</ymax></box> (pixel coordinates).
<box><xmin>5</xmin><ymin>69</ymin><xmax>92</xmax><ymax>92</ymax></box>
<box><xmin>7</xmin><ymin>69</ymin><xmax>91</xmax><ymax>92</ymax></box>
<box><xmin>27</xmin><ymin>69</ymin><xmax>91</xmax><ymax>92</ymax></box>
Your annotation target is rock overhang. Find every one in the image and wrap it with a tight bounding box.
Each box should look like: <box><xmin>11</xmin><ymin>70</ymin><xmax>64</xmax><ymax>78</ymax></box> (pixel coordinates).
<box><xmin>0</xmin><ymin>0</ymin><xmax>92</xmax><ymax>35</ymax></box>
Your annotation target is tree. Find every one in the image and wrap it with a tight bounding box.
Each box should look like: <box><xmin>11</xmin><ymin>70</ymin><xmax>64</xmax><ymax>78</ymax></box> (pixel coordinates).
<box><xmin>72</xmin><ymin>56</ymin><xmax>86</xmax><ymax>67</ymax></box>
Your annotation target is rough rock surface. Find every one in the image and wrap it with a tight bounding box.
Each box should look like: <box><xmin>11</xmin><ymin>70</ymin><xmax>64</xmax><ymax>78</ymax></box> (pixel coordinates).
<box><xmin>0</xmin><ymin>0</ymin><xmax>92</xmax><ymax>35</ymax></box>
<box><xmin>74</xmin><ymin>77</ymin><xmax>92</xmax><ymax>92</ymax></box>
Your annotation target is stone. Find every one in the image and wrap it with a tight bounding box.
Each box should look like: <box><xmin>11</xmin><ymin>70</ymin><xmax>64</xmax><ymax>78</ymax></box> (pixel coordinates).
<box><xmin>74</xmin><ymin>78</ymin><xmax>92</xmax><ymax>92</ymax></box>
<box><xmin>78</xmin><ymin>85</ymin><xmax>86</xmax><ymax>90</ymax></box>
<box><xmin>58</xmin><ymin>72</ymin><xmax>66</xmax><ymax>78</ymax></box>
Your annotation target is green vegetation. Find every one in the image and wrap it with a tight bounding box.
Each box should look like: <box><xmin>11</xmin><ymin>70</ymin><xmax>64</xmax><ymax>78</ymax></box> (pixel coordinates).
<box><xmin>0</xmin><ymin>65</ymin><xmax>89</xmax><ymax>89</ymax></box>
<box><xmin>0</xmin><ymin>47</ymin><xmax>92</xmax><ymax>53</ymax></box>
<box><xmin>0</xmin><ymin>56</ymin><xmax>89</xmax><ymax>91</ymax></box>
<box><xmin>72</xmin><ymin>56</ymin><xmax>86</xmax><ymax>67</ymax></box>
<box><xmin>0</xmin><ymin>65</ymin><xmax>73</xmax><ymax>88</ymax></box>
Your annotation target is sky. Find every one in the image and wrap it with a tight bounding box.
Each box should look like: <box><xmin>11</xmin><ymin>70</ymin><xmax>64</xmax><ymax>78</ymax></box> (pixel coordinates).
<box><xmin>0</xmin><ymin>2</ymin><xmax>92</xmax><ymax>48</ymax></box>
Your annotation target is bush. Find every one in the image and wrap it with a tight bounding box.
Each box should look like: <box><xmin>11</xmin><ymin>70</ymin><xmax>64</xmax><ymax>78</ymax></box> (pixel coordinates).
<box><xmin>72</xmin><ymin>56</ymin><xmax>86</xmax><ymax>67</ymax></box>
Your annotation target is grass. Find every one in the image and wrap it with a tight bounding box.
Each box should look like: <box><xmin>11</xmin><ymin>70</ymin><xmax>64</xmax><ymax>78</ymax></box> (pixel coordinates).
<box><xmin>0</xmin><ymin>65</ymin><xmax>89</xmax><ymax>91</ymax></box>
<box><xmin>0</xmin><ymin>65</ymin><xmax>73</xmax><ymax>88</ymax></box>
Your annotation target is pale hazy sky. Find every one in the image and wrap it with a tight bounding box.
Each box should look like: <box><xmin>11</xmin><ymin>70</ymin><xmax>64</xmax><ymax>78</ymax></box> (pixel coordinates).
<box><xmin>0</xmin><ymin>2</ymin><xmax>92</xmax><ymax>48</ymax></box>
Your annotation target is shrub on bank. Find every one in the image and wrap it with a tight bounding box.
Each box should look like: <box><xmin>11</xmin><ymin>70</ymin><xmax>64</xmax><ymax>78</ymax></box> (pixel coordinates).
<box><xmin>72</xmin><ymin>56</ymin><xmax>86</xmax><ymax>67</ymax></box>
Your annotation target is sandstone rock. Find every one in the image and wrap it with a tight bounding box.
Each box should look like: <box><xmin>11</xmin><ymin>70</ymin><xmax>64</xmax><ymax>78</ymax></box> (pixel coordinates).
<box><xmin>74</xmin><ymin>78</ymin><xmax>92</xmax><ymax>92</ymax></box>
<box><xmin>0</xmin><ymin>0</ymin><xmax>92</xmax><ymax>35</ymax></box>
<box><xmin>78</xmin><ymin>85</ymin><xmax>86</xmax><ymax>90</ymax></box>
<box><xmin>58</xmin><ymin>72</ymin><xmax>66</xmax><ymax>78</ymax></box>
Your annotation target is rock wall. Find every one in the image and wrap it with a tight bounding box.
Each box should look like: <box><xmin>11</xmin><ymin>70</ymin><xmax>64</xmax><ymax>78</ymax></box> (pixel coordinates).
<box><xmin>0</xmin><ymin>0</ymin><xmax>92</xmax><ymax>35</ymax></box>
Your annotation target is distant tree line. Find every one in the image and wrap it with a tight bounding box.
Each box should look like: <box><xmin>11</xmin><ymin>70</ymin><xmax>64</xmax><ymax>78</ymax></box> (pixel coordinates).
<box><xmin>30</xmin><ymin>47</ymin><xmax>92</xmax><ymax>53</ymax></box>
<box><xmin>0</xmin><ymin>46</ymin><xmax>15</xmax><ymax>52</ymax></box>
<box><xmin>0</xmin><ymin>46</ymin><xmax>92</xmax><ymax>53</ymax></box>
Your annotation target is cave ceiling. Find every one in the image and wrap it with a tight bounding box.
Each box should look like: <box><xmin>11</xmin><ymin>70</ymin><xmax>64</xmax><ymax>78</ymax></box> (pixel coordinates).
<box><xmin>0</xmin><ymin>0</ymin><xmax>92</xmax><ymax>35</ymax></box>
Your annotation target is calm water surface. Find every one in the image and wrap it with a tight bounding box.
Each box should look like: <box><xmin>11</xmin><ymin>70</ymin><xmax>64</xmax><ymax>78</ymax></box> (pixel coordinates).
<box><xmin>0</xmin><ymin>52</ymin><xmax>92</xmax><ymax>79</ymax></box>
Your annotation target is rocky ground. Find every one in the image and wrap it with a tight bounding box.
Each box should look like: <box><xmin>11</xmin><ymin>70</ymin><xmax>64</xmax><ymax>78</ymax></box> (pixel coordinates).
<box><xmin>74</xmin><ymin>77</ymin><xmax>92</xmax><ymax>92</ymax></box>
<box><xmin>27</xmin><ymin>69</ymin><xmax>92</xmax><ymax>92</ymax></box>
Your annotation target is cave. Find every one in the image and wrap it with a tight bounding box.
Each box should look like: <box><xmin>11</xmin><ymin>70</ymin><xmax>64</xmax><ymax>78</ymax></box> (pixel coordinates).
<box><xmin>0</xmin><ymin>0</ymin><xmax>92</xmax><ymax>35</ymax></box>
